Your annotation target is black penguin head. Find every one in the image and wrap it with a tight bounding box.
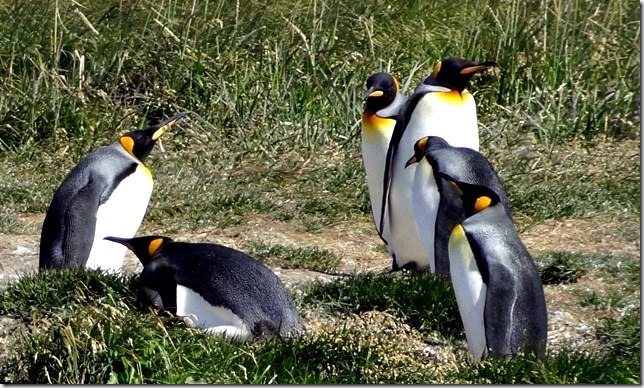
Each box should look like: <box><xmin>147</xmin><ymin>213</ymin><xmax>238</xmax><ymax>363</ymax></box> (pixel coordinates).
<box><xmin>104</xmin><ymin>235</ymin><xmax>173</xmax><ymax>266</ymax></box>
<box><xmin>404</xmin><ymin>136</ymin><xmax>449</xmax><ymax>168</ymax></box>
<box><xmin>422</xmin><ymin>57</ymin><xmax>497</xmax><ymax>93</ymax></box>
<box><xmin>118</xmin><ymin>111</ymin><xmax>189</xmax><ymax>162</ymax></box>
<box><xmin>444</xmin><ymin>180</ymin><xmax>500</xmax><ymax>217</ymax></box>
<box><xmin>363</xmin><ymin>72</ymin><xmax>400</xmax><ymax>112</ymax></box>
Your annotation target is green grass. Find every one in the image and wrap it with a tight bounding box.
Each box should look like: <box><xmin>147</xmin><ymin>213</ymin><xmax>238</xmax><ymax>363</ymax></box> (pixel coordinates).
<box><xmin>300</xmin><ymin>271</ymin><xmax>464</xmax><ymax>339</ymax></box>
<box><xmin>245</xmin><ymin>240</ymin><xmax>341</xmax><ymax>272</ymax></box>
<box><xmin>0</xmin><ymin>269</ymin><xmax>640</xmax><ymax>383</ymax></box>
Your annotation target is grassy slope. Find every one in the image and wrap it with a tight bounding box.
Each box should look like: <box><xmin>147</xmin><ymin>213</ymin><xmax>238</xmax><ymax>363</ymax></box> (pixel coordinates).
<box><xmin>0</xmin><ymin>0</ymin><xmax>640</xmax><ymax>383</ymax></box>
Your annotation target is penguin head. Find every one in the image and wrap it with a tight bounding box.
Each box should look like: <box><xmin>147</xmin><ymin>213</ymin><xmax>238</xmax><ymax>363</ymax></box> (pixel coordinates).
<box><xmin>363</xmin><ymin>72</ymin><xmax>400</xmax><ymax>113</ymax></box>
<box><xmin>118</xmin><ymin>111</ymin><xmax>189</xmax><ymax>162</ymax></box>
<box><xmin>443</xmin><ymin>179</ymin><xmax>500</xmax><ymax>217</ymax></box>
<box><xmin>422</xmin><ymin>57</ymin><xmax>496</xmax><ymax>93</ymax></box>
<box><xmin>404</xmin><ymin>135</ymin><xmax>449</xmax><ymax>168</ymax></box>
<box><xmin>104</xmin><ymin>235</ymin><xmax>173</xmax><ymax>266</ymax></box>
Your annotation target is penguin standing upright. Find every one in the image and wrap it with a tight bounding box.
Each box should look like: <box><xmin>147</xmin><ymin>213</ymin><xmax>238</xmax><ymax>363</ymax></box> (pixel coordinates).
<box><xmin>361</xmin><ymin>72</ymin><xmax>406</xmax><ymax>244</ymax></box>
<box><xmin>405</xmin><ymin>136</ymin><xmax>512</xmax><ymax>277</ymax></box>
<box><xmin>104</xmin><ymin>235</ymin><xmax>304</xmax><ymax>342</ymax></box>
<box><xmin>409</xmin><ymin>136</ymin><xmax>547</xmax><ymax>360</ymax></box>
<box><xmin>39</xmin><ymin>112</ymin><xmax>189</xmax><ymax>272</ymax></box>
<box><xmin>380</xmin><ymin>57</ymin><xmax>496</xmax><ymax>271</ymax></box>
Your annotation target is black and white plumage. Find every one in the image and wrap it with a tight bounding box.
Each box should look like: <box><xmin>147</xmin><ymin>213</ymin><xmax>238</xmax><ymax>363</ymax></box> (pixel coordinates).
<box><xmin>39</xmin><ymin>112</ymin><xmax>189</xmax><ymax>272</ymax></box>
<box><xmin>409</xmin><ymin>136</ymin><xmax>547</xmax><ymax>359</ymax></box>
<box><xmin>105</xmin><ymin>235</ymin><xmax>304</xmax><ymax>342</ymax></box>
<box><xmin>380</xmin><ymin>58</ymin><xmax>496</xmax><ymax>272</ymax></box>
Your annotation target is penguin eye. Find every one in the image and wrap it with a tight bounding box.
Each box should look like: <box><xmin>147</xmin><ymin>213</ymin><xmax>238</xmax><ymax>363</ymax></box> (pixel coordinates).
<box><xmin>431</xmin><ymin>61</ymin><xmax>442</xmax><ymax>78</ymax></box>
<box><xmin>474</xmin><ymin>196</ymin><xmax>492</xmax><ymax>212</ymax></box>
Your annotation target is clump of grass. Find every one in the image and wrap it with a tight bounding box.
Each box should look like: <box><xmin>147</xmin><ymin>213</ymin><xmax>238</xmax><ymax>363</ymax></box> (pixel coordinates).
<box><xmin>245</xmin><ymin>240</ymin><xmax>341</xmax><ymax>272</ymax></box>
<box><xmin>300</xmin><ymin>272</ymin><xmax>463</xmax><ymax>339</ymax></box>
<box><xmin>0</xmin><ymin>268</ymin><xmax>137</xmax><ymax>318</ymax></box>
<box><xmin>450</xmin><ymin>346</ymin><xmax>640</xmax><ymax>384</ymax></box>
<box><xmin>535</xmin><ymin>251</ymin><xmax>588</xmax><ymax>285</ymax></box>
<box><xmin>596</xmin><ymin>304</ymin><xmax>640</xmax><ymax>360</ymax></box>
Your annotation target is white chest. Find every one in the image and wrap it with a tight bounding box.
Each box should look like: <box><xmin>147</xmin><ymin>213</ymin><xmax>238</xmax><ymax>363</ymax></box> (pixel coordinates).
<box><xmin>411</xmin><ymin>160</ymin><xmax>441</xmax><ymax>272</ymax></box>
<box><xmin>176</xmin><ymin>285</ymin><xmax>253</xmax><ymax>342</ymax></box>
<box><xmin>448</xmin><ymin>225</ymin><xmax>487</xmax><ymax>359</ymax></box>
<box><xmin>86</xmin><ymin>165</ymin><xmax>153</xmax><ymax>272</ymax></box>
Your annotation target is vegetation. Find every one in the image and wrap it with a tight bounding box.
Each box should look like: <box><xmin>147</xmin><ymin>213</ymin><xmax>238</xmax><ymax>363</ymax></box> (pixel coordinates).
<box><xmin>0</xmin><ymin>0</ymin><xmax>639</xmax><ymax>384</ymax></box>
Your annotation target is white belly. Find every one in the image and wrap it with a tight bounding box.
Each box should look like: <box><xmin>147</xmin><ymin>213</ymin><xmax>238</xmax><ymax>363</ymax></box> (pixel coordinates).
<box><xmin>361</xmin><ymin>130</ymin><xmax>393</xmax><ymax>240</ymax></box>
<box><xmin>411</xmin><ymin>160</ymin><xmax>440</xmax><ymax>273</ymax></box>
<box><xmin>86</xmin><ymin>165</ymin><xmax>153</xmax><ymax>272</ymax></box>
<box><xmin>448</xmin><ymin>225</ymin><xmax>487</xmax><ymax>360</ymax></box>
<box><xmin>176</xmin><ymin>285</ymin><xmax>253</xmax><ymax>342</ymax></box>
<box><xmin>405</xmin><ymin>93</ymin><xmax>480</xmax><ymax>151</ymax></box>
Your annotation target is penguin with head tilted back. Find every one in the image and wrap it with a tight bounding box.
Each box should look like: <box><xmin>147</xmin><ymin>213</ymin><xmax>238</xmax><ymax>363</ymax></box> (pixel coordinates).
<box><xmin>104</xmin><ymin>235</ymin><xmax>304</xmax><ymax>342</ymax></box>
<box><xmin>361</xmin><ymin>72</ymin><xmax>406</xmax><ymax>245</ymax></box>
<box><xmin>407</xmin><ymin>135</ymin><xmax>547</xmax><ymax>360</ymax></box>
<box><xmin>380</xmin><ymin>57</ymin><xmax>497</xmax><ymax>272</ymax></box>
<box><xmin>39</xmin><ymin>112</ymin><xmax>189</xmax><ymax>272</ymax></box>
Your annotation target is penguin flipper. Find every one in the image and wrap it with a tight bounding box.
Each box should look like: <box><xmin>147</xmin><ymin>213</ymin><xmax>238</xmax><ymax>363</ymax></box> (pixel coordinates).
<box><xmin>59</xmin><ymin>179</ymin><xmax>106</xmax><ymax>267</ymax></box>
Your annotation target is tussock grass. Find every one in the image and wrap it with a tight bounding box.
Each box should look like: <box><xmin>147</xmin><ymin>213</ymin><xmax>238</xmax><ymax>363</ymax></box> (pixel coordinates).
<box><xmin>300</xmin><ymin>271</ymin><xmax>463</xmax><ymax>339</ymax></box>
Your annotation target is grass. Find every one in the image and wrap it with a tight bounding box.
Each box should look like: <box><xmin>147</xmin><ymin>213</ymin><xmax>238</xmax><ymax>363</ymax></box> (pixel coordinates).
<box><xmin>245</xmin><ymin>240</ymin><xmax>341</xmax><ymax>272</ymax></box>
<box><xmin>0</xmin><ymin>0</ymin><xmax>640</xmax><ymax>384</ymax></box>
<box><xmin>0</xmin><ymin>267</ymin><xmax>639</xmax><ymax>384</ymax></box>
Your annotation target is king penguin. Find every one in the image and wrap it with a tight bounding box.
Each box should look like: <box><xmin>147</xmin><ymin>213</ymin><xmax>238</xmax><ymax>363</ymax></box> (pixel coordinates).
<box><xmin>361</xmin><ymin>72</ymin><xmax>406</xmax><ymax>244</ymax></box>
<box><xmin>39</xmin><ymin>112</ymin><xmax>189</xmax><ymax>272</ymax></box>
<box><xmin>380</xmin><ymin>57</ymin><xmax>496</xmax><ymax>272</ymax></box>
<box><xmin>405</xmin><ymin>136</ymin><xmax>512</xmax><ymax>277</ymax></box>
<box><xmin>104</xmin><ymin>235</ymin><xmax>304</xmax><ymax>342</ymax></box>
<box><xmin>409</xmin><ymin>136</ymin><xmax>547</xmax><ymax>359</ymax></box>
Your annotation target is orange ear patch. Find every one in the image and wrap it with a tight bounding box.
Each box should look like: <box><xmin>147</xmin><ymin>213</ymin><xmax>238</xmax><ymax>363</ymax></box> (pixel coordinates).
<box><xmin>119</xmin><ymin>136</ymin><xmax>135</xmax><ymax>156</ymax></box>
<box><xmin>474</xmin><ymin>196</ymin><xmax>492</xmax><ymax>212</ymax></box>
<box><xmin>431</xmin><ymin>60</ymin><xmax>442</xmax><ymax>78</ymax></box>
<box><xmin>148</xmin><ymin>238</ymin><xmax>165</xmax><ymax>257</ymax></box>
<box><xmin>449</xmin><ymin>181</ymin><xmax>464</xmax><ymax>196</ymax></box>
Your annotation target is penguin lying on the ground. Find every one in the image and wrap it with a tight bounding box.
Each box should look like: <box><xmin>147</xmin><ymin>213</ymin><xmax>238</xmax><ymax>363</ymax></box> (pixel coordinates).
<box><xmin>104</xmin><ymin>235</ymin><xmax>304</xmax><ymax>342</ymax></box>
<box><xmin>361</xmin><ymin>72</ymin><xmax>406</xmax><ymax>246</ymax></box>
<box><xmin>380</xmin><ymin>58</ymin><xmax>496</xmax><ymax>272</ymax></box>
<box><xmin>407</xmin><ymin>136</ymin><xmax>547</xmax><ymax>360</ymax></box>
<box><xmin>39</xmin><ymin>112</ymin><xmax>189</xmax><ymax>272</ymax></box>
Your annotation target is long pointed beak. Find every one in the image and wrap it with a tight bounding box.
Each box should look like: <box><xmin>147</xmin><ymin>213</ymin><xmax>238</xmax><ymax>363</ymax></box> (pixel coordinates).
<box><xmin>104</xmin><ymin>236</ymin><xmax>133</xmax><ymax>249</ymax></box>
<box><xmin>151</xmin><ymin>111</ymin><xmax>190</xmax><ymax>140</ymax></box>
<box><xmin>460</xmin><ymin>61</ymin><xmax>497</xmax><ymax>75</ymax></box>
<box><xmin>405</xmin><ymin>155</ymin><xmax>419</xmax><ymax>168</ymax></box>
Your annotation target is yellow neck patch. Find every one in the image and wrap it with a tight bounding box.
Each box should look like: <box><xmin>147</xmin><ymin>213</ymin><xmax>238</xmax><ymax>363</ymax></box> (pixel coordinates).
<box><xmin>451</xmin><ymin>224</ymin><xmax>465</xmax><ymax>237</ymax></box>
<box><xmin>362</xmin><ymin>110</ymin><xmax>395</xmax><ymax>133</ymax></box>
<box><xmin>436</xmin><ymin>90</ymin><xmax>470</xmax><ymax>104</ymax></box>
<box><xmin>474</xmin><ymin>196</ymin><xmax>492</xmax><ymax>213</ymax></box>
<box><xmin>148</xmin><ymin>238</ymin><xmax>164</xmax><ymax>257</ymax></box>
<box><xmin>119</xmin><ymin>136</ymin><xmax>135</xmax><ymax>157</ymax></box>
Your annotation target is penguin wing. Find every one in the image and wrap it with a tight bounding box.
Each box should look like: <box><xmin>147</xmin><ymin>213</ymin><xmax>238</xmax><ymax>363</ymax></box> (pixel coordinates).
<box><xmin>379</xmin><ymin>91</ymin><xmax>427</xmax><ymax>234</ymax></box>
<box><xmin>462</xmin><ymin>206</ymin><xmax>547</xmax><ymax>358</ymax></box>
<box><xmin>58</xmin><ymin>176</ymin><xmax>108</xmax><ymax>267</ymax></box>
<box><xmin>433</xmin><ymin>177</ymin><xmax>463</xmax><ymax>278</ymax></box>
